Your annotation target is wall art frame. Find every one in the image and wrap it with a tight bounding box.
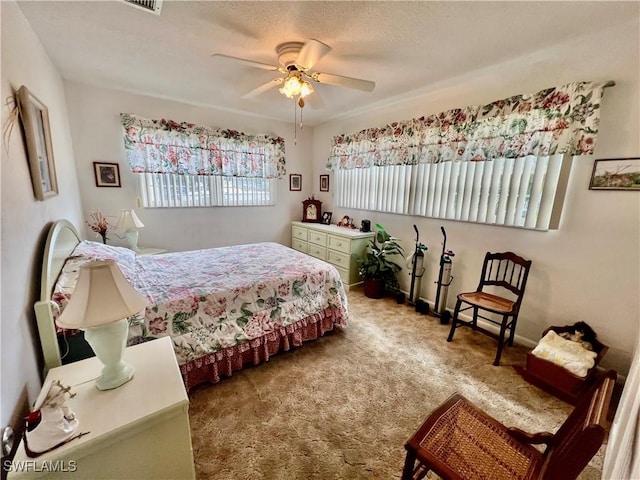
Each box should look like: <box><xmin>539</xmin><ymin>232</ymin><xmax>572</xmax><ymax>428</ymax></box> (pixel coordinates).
<box><xmin>289</xmin><ymin>173</ymin><xmax>302</xmax><ymax>191</ymax></box>
<box><xmin>16</xmin><ymin>85</ymin><xmax>59</xmax><ymax>201</ymax></box>
<box><xmin>93</xmin><ymin>162</ymin><xmax>121</xmax><ymax>187</ymax></box>
<box><xmin>320</xmin><ymin>174</ymin><xmax>329</xmax><ymax>192</ymax></box>
<box><xmin>589</xmin><ymin>157</ymin><xmax>640</xmax><ymax>190</ymax></box>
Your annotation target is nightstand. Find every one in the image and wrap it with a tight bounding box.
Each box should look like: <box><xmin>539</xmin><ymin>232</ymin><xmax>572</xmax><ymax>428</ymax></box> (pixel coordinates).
<box><xmin>8</xmin><ymin>337</ymin><xmax>195</xmax><ymax>479</ymax></box>
<box><xmin>136</xmin><ymin>247</ymin><xmax>167</xmax><ymax>255</ymax></box>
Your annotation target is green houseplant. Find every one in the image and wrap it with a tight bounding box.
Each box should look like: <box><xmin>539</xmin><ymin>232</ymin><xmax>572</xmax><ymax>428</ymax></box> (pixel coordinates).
<box><xmin>355</xmin><ymin>224</ymin><xmax>404</xmax><ymax>298</ymax></box>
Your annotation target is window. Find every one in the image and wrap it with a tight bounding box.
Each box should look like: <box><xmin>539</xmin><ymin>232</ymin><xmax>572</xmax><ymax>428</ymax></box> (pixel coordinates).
<box><xmin>329</xmin><ymin>81</ymin><xmax>613</xmax><ymax>231</ymax></box>
<box><xmin>334</xmin><ymin>154</ymin><xmax>572</xmax><ymax>230</ymax></box>
<box><xmin>137</xmin><ymin>173</ymin><xmax>276</xmax><ymax>208</ymax></box>
<box><xmin>120</xmin><ymin>114</ymin><xmax>285</xmax><ymax>209</ymax></box>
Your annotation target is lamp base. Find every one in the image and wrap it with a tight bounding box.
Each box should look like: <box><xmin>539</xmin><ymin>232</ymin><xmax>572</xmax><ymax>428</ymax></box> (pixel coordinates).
<box><xmin>124</xmin><ymin>228</ymin><xmax>140</xmax><ymax>252</ymax></box>
<box><xmin>84</xmin><ymin>319</ymin><xmax>135</xmax><ymax>390</ymax></box>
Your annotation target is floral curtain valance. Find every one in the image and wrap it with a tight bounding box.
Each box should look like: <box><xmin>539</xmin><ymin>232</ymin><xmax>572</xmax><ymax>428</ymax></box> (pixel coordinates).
<box><xmin>120</xmin><ymin>113</ymin><xmax>286</xmax><ymax>178</ymax></box>
<box><xmin>326</xmin><ymin>81</ymin><xmax>614</xmax><ymax>171</ymax></box>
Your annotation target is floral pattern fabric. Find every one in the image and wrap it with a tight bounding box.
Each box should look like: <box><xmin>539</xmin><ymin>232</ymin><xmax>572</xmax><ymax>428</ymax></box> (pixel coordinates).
<box><xmin>120</xmin><ymin>113</ymin><xmax>286</xmax><ymax>179</ymax></box>
<box><xmin>326</xmin><ymin>81</ymin><xmax>613</xmax><ymax>170</ymax></box>
<box><xmin>53</xmin><ymin>241</ymin><xmax>348</xmax><ymax>369</ymax></box>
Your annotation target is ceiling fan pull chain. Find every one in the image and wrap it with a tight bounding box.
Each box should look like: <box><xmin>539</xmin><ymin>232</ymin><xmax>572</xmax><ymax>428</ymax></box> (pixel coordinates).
<box><xmin>294</xmin><ymin>99</ymin><xmax>297</xmax><ymax>145</ymax></box>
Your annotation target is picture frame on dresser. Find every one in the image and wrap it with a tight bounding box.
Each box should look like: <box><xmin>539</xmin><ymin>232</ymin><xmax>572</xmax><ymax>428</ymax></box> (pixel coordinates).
<box><xmin>16</xmin><ymin>85</ymin><xmax>59</xmax><ymax>201</ymax></box>
<box><xmin>321</xmin><ymin>212</ymin><xmax>332</xmax><ymax>225</ymax></box>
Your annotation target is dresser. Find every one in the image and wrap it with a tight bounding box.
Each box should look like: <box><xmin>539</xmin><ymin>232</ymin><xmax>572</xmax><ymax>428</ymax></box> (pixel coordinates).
<box><xmin>291</xmin><ymin>221</ymin><xmax>374</xmax><ymax>290</ymax></box>
<box><xmin>8</xmin><ymin>337</ymin><xmax>195</xmax><ymax>479</ymax></box>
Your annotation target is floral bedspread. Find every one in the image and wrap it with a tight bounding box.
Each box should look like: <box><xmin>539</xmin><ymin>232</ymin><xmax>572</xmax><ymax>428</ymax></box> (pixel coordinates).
<box><xmin>53</xmin><ymin>241</ymin><xmax>348</xmax><ymax>367</ymax></box>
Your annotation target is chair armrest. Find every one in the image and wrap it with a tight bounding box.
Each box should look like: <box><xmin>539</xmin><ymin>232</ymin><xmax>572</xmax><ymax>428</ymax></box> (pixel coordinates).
<box><xmin>507</xmin><ymin>427</ymin><xmax>555</xmax><ymax>446</ymax></box>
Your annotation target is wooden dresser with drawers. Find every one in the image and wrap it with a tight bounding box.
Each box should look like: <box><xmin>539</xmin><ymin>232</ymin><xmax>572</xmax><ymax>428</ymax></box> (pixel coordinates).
<box><xmin>291</xmin><ymin>221</ymin><xmax>374</xmax><ymax>290</ymax></box>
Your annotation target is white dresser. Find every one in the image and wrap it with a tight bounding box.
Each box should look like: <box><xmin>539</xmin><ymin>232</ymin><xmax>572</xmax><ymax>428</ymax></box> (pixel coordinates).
<box><xmin>8</xmin><ymin>337</ymin><xmax>195</xmax><ymax>480</ymax></box>
<box><xmin>291</xmin><ymin>221</ymin><xmax>374</xmax><ymax>290</ymax></box>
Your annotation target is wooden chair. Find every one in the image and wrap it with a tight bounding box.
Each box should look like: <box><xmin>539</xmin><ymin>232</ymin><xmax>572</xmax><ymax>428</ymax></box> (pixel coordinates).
<box><xmin>401</xmin><ymin>369</ymin><xmax>616</xmax><ymax>480</ymax></box>
<box><xmin>447</xmin><ymin>251</ymin><xmax>532</xmax><ymax>366</ymax></box>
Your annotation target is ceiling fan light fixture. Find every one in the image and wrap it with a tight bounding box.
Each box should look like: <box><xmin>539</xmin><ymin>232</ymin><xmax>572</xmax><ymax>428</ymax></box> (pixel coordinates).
<box><xmin>278</xmin><ymin>75</ymin><xmax>313</xmax><ymax>100</ymax></box>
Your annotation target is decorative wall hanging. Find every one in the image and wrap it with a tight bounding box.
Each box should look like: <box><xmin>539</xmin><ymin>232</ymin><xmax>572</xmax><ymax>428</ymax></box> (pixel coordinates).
<box><xmin>289</xmin><ymin>174</ymin><xmax>301</xmax><ymax>191</ymax></box>
<box><xmin>93</xmin><ymin>162</ymin><xmax>121</xmax><ymax>187</ymax></box>
<box><xmin>589</xmin><ymin>158</ymin><xmax>640</xmax><ymax>190</ymax></box>
<box><xmin>16</xmin><ymin>85</ymin><xmax>58</xmax><ymax>201</ymax></box>
<box><xmin>320</xmin><ymin>174</ymin><xmax>329</xmax><ymax>192</ymax></box>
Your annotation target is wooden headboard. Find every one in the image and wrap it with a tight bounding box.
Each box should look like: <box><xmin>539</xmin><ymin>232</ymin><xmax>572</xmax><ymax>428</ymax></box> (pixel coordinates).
<box><xmin>34</xmin><ymin>220</ymin><xmax>82</xmax><ymax>372</ymax></box>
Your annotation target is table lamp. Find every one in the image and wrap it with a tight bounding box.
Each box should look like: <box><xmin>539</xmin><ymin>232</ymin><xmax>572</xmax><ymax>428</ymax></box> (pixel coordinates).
<box><xmin>56</xmin><ymin>260</ymin><xmax>147</xmax><ymax>390</ymax></box>
<box><xmin>116</xmin><ymin>209</ymin><xmax>144</xmax><ymax>252</ymax></box>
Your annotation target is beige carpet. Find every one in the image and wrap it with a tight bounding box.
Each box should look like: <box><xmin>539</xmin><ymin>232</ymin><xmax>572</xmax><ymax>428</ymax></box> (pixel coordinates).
<box><xmin>189</xmin><ymin>288</ymin><xmax>605</xmax><ymax>479</ymax></box>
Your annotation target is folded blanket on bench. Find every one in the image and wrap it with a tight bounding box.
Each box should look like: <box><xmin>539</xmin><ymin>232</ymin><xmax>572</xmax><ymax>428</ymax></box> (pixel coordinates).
<box><xmin>531</xmin><ymin>330</ymin><xmax>597</xmax><ymax>377</ymax></box>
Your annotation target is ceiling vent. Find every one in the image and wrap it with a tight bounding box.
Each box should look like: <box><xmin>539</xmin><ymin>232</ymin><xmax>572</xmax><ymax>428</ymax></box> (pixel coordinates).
<box><xmin>123</xmin><ymin>0</ymin><xmax>163</xmax><ymax>15</ymax></box>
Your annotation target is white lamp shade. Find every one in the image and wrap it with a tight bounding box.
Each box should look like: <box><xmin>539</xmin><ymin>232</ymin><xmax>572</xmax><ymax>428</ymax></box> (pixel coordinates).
<box><xmin>116</xmin><ymin>209</ymin><xmax>144</xmax><ymax>230</ymax></box>
<box><xmin>56</xmin><ymin>260</ymin><xmax>147</xmax><ymax>329</ymax></box>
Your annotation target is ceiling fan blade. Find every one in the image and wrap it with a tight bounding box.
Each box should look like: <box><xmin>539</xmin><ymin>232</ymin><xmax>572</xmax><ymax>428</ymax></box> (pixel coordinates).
<box><xmin>212</xmin><ymin>53</ymin><xmax>281</xmax><ymax>72</ymax></box>
<box><xmin>313</xmin><ymin>72</ymin><xmax>375</xmax><ymax>92</ymax></box>
<box><xmin>242</xmin><ymin>78</ymin><xmax>283</xmax><ymax>99</ymax></box>
<box><xmin>295</xmin><ymin>39</ymin><xmax>331</xmax><ymax>71</ymax></box>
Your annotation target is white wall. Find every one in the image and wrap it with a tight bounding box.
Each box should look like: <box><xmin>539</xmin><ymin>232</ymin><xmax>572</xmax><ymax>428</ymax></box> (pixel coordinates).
<box><xmin>1</xmin><ymin>1</ymin><xmax>84</xmax><ymax>424</ymax></box>
<box><xmin>313</xmin><ymin>19</ymin><xmax>640</xmax><ymax>376</ymax></box>
<box><xmin>64</xmin><ymin>82</ymin><xmax>315</xmax><ymax>252</ymax></box>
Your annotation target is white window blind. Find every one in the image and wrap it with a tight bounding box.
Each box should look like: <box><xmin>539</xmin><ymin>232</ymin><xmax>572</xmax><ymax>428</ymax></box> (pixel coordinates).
<box><xmin>334</xmin><ymin>154</ymin><xmax>571</xmax><ymax>230</ymax></box>
<box><xmin>137</xmin><ymin>173</ymin><xmax>276</xmax><ymax>208</ymax></box>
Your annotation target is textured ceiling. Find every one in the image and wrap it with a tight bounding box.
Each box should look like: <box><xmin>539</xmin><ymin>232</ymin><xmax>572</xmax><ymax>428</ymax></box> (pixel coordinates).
<box><xmin>16</xmin><ymin>1</ymin><xmax>638</xmax><ymax>126</ymax></box>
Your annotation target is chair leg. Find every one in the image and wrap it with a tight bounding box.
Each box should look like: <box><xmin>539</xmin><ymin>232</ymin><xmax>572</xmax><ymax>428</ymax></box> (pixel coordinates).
<box><xmin>493</xmin><ymin>315</ymin><xmax>509</xmax><ymax>366</ymax></box>
<box><xmin>401</xmin><ymin>449</ymin><xmax>418</xmax><ymax>480</ymax></box>
<box><xmin>508</xmin><ymin>314</ymin><xmax>518</xmax><ymax>346</ymax></box>
<box><xmin>472</xmin><ymin>307</ymin><xmax>478</xmax><ymax>330</ymax></box>
<box><xmin>447</xmin><ymin>299</ymin><xmax>462</xmax><ymax>342</ymax></box>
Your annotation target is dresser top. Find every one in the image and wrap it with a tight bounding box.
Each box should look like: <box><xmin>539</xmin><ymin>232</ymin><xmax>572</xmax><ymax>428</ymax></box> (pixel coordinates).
<box><xmin>292</xmin><ymin>221</ymin><xmax>375</xmax><ymax>239</ymax></box>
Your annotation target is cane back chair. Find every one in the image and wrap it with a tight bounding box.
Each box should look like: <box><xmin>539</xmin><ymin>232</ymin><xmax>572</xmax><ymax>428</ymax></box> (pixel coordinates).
<box><xmin>447</xmin><ymin>251</ymin><xmax>532</xmax><ymax>365</ymax></box>
<box><xmin>402</xmin><ymin>369</ymin><xmax>616</xmax><ymax>480</ymax></box>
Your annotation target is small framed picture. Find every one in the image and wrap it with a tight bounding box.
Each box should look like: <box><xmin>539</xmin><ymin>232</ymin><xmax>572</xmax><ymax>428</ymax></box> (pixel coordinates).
<box><xmin>589</xmin><ymin>158</ymin><xmax>640</xmax><ymax>190</ymax></box>
<box><xmin>289</xmin><ymin>173</ymin><xmax>302</xmax><ymax>191</ymax></box>
<box><xmin>320</xmin><ymin>174</ymin><xmax>329</xmax><ymax>192</ymax></box>
<box><xmin>321</xmin><ymin>211</ymin><xmax>332</xmax><ymax>225</ymax></box>
<box><xmin>93</xmin><ymin>162</ymin><xmax>121</xmax><ymax>187</ymax></box>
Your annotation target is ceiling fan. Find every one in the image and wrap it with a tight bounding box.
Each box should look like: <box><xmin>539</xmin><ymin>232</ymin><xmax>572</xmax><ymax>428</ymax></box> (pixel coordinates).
<box><xmin>212</xmin><ymin>39</ymin><xmax>375</xmax><ymax>108</ymax></box>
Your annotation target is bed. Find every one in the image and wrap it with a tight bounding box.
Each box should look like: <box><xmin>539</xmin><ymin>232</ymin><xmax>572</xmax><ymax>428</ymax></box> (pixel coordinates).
<box><xmin>34</xmin><ymin>220</ymin><xmax>349</xmax><ymax>390</ymax></box>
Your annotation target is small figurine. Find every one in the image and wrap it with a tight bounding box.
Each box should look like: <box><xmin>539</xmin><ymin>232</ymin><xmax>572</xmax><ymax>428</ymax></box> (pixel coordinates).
<box><xmin>24</xmin><ymin>380</ymin><xmax>84</xmax><ymax>457</ymax></box>
<box><xmin>337</xmin><ymin>215</ymin><xmax>351</xmax><ymax>227</ymax></box>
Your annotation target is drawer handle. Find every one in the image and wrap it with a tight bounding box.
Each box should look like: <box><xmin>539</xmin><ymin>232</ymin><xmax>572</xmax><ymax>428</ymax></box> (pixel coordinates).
<box><xmin>336</xmin><ymin>242</ymin><xmax>343</xmax><ymax>247</ymax></box>
<box><xmin>334</xmin><ymin>256</ymin><xmax>342</xmax><ymax>262</ymax></box>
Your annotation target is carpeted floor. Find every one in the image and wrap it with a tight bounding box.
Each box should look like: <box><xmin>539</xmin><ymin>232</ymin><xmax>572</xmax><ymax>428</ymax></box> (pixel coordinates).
<box><xmin>188</xmin><ymin>288</ymin><xmax>605</xmax><ymax>479</ymax></box>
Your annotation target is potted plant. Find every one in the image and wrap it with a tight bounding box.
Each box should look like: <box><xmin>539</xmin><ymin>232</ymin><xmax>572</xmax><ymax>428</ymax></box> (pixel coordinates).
<box><xmin>355</xmin><ymin>224</ymin><xmax>404</xmax><ymax>299</ymax></box>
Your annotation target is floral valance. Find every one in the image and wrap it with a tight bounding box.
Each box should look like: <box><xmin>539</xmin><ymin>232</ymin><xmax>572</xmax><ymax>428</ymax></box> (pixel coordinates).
<box><xmin>326</xmin><ymin>81</ymin><xmax>614</xmax><ymax>170</ymax></box>
<box><xmin>120</xmin><ymin>113</ymin><xmax>286</xmax><ymax>178</ymax></box>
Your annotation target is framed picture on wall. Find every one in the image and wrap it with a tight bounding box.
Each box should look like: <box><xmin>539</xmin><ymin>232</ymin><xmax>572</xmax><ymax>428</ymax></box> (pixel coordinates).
<box><xmin>16</xmin><ymin>85</ymin><xmax>59</xmax><ymax>201</ymax></box>
<box><xmin>289</xmin><ymin>173</ymin><xmax>302</xmax><ymax>191</ymax></box>
<box><xmin>320</xmin><ymin>174</ymin><xmax>329</xmax><ymax>192</ymax></box>
<box><xmin>589</xmin><ymin>158</ymin><xmax>640</xmax><ymax>190</ymax></box>
<box><xmin>93</xmin><ymin>162</ymin><xmax>121</xmax><ymax>187</ymax></box>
